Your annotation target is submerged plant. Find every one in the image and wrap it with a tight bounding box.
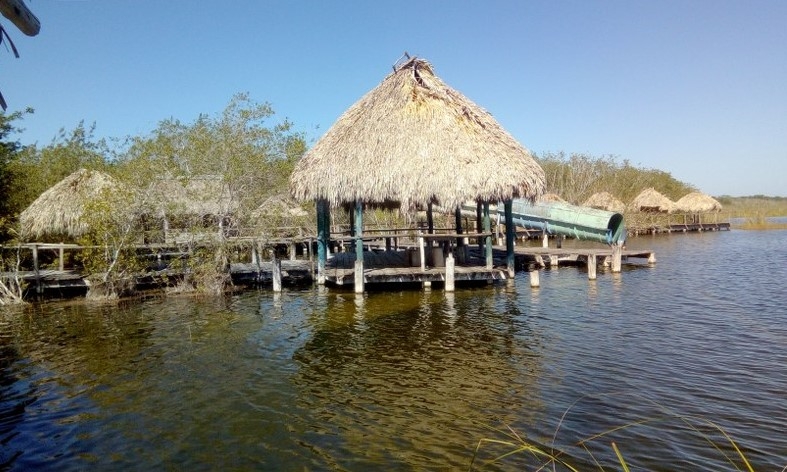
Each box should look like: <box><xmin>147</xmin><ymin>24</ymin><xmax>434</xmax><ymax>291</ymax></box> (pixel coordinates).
<box><xmin>469</xmin><ymin>394</ymin><xmax>763</xmax><ymax>471</ymax></box>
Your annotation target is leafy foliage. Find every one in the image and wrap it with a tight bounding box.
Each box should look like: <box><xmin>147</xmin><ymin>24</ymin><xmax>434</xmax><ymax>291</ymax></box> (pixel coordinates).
<box><xmin>535</xmin><ymin>151</ymin><xmax>696</xmax><ymax>204</ymax></box>
<box><xmin>0</xmin><ymin>108</ymin><xmax>34</xmax><ymax>241</ymax></box>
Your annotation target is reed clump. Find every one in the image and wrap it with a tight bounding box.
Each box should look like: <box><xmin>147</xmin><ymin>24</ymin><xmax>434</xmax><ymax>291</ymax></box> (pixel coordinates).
<box><xmin>734</xmin><ymin>214</ymin><xmax>787</xmax><ymax>230</ymax></box>
<box><xmin>469</xmin><ymin>395</ymin><xmax>768</xmax><ymax>471</ymax></box>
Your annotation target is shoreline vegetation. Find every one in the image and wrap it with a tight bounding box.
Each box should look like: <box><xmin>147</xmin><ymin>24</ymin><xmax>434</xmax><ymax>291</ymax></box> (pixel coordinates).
<box><xmin>1</xmin><ymin>103</ymin><xmax>786</xmax><ymax>304</ymax></box>
<box><xmin>717</xmin><ymin>196</ymin><xmax>787</xmax><ymax>229</ymax></box>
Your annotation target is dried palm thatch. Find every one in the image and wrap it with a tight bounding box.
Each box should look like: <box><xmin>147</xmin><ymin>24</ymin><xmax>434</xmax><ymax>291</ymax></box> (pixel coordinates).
<box><xmin>19</xmin><ymin>169</ymin><xmax>129</xmax><ymax>240</ymax></box>
<box><xmin>674</xmin><ymin>192</ymin><xmax>722</xmax><ymax>213</ymax></box>
<box><xmin>537</xmin><ymin>193</ymin><xmax>566</xmax><ymax>203</ymax></box>
<box><xmin>251</xmin><ymin>193</ymin><xmax>309</xmax><ymax>221</ymax></box>
<box><xmin>289</xmin><ymin>57</ymin><xmax>546</xmax><ymax>210</ymax></box>
<box><xmin>149</xmin><ymin>176</ymin><xmax>238</xmax><ymax>218</ymax></box>
<box><xmin>583</xmin><ymin>191</ymin><xmax>625</xmax><ymax>213</ymax></box>
<box><xmin>630</xmin><ymin>187</ymin><xmax>676</xmax><ymax>213</ymax></box>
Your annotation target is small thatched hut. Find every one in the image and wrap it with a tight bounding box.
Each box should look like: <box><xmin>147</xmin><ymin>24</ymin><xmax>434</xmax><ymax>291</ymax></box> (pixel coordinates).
<box><xmin>290</xmin><ymin>56</ymin><xmax>545</xmax><ymax>210</ymax></box>
<box><xmin>674</xmin><ymin>192</ymin><xmax>722</xmax><ymax>225</ymax></box>
<box><xmin>630</xmin><ymin>188</ymin><xmax>676</xmax><ymax>213</ymax></box>
<box><xmin>149</xmin><ymin>176</ymin><xmax>237</xmax><ymax>220</ymax></box>
<box><xmin>537</xmin><ymin>193</ymin><xmax>566</xmax><ymax>204</ymax></box>
<box><xmin>145</xmin><ymin>176</ymin><xmax>240</xmax><ymax>242</ymax></box>
<box><xmin>19</xmin><ymin>169</ymin><xmax>130</xmax><ymax>241</ymax></box>
<box><xmin>289</xmin><ymin>56</ymin><xmax>546</xmax><ymax>288</ymax></box>
<box><xmin>250</xmin><ymin>194</ymin><xmax>310</xmax><ymax>237</ymax></box>
<box><xmin>674</xmin><ymin>192</ymin><xmax>722</xmax><ymax>213</ymax></box>
<box><xmin>583</xmin><ymin>192</ymin><xmax>625</xmax><ymax>213</ymax></box>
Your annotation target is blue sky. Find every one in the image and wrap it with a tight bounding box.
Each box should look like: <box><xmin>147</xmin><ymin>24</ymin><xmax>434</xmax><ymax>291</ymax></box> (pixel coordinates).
<box><xmin>3</xmin><ymin>0</ymin><xmax>785</xmax><ymax>197</ymax></box>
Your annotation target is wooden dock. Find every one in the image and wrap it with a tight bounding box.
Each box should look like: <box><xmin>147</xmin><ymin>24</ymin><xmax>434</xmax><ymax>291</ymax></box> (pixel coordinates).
<box><xmin>511</xmin><ymin>246</ymin><xmax>656</xmax><ymax>267</ymax></box>
<box><xmin>323</xmin><ymin>249</ymin><xmax>508</xmax><ymax>286</ymax></box>
<box><xmin>629</xmin><ymin>222</ymin><xmax>730</xmax><ymax>236</ymax></box>
<box><xmin>2</xmin><ymin>236</ymin><xmax>657</xmax><ymax>298</ymax></box>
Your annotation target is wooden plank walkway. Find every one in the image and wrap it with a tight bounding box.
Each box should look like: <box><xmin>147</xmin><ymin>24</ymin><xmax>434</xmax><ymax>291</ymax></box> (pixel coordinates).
<box><xmin>3</xmin><ymin>242</ymin><xmax>657</xmax><ymax>297</ymax></box>
<box><xmin>230</xmin><ymin>260</ymin><xmax>313</xmax><ymax>285</ymax></box>
<box><xmin>324</xmin><ymin>249</ymin><xmax>508</xmax><ymax>286</ymax></box>
<box><xmin>511</xmin><ymin>246</ymin><xmax>656</xmax><ymax>267</ymax></box>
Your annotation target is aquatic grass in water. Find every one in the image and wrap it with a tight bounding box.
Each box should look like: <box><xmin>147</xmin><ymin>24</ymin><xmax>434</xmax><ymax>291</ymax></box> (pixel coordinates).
<box><xmin>469</xmin><ymin>393</ymin><xmax>765</xmax><ymax>471</ymax></box>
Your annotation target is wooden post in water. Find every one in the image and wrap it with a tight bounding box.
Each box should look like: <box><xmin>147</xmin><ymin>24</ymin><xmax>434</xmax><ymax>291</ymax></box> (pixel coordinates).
<box><xmin>418</xmin><ymin>233</ymin><xmax>426</xmax><ymax>271</ymax></box>
<box><xmin>612</xmin><ymin>244</ymin><xmax>622</xmax><ymax>273</ymax></box>
<box><xmin>445</xmin><ymin>252</ymin><xmax>455</xmax><ymax>292</ymax></box>
<box><xmin>316</xmin><ymin>199</ymin><xmax>329</xmax><ymax>285</ymax></box>
<box><xmin>504</xmin><ymin>200</ymin><xmax>515</xmax><ymax>277</ymax></box>
<box><xmin>272</xmin><ymin>254</ymin><xmax>282</xmax><ymax>292</ymax></box>
<box><xmin>542</xmin><ymin>232</ymin><xmax>549</xmax><ymax>248</ymax></box>
<box><xmin>529</xmin><ymin>269</ymin><xmax>540</xmax><ymax>288</ymax></box>
<box><xmin>549</xmin><ymin>255</ymin><xmax>559</xmax><ymax>268</ymax></box>
<box><xmin>32</xmin><ymin>244</ymin><xmax>42</xmax><ymax>294</ymax></box>
<box><xmin>587</xmin><ymin>254</ymin><xmax>597</xmax><ymax>280</ymax></box>
<box><xmin>59</xmin><ymin>243</ymin><xmax>65</xmax><ymax>271</ymax></box>
<box><xmin>354</xmin><ymin>200</ymin><xmax>364</xmax><ymax>293</ymax></box>
<box><xmin>476</xmin><ymin>201</ymin><xmax>483</xmax><ymax>253</ymax></box>
<box><xmin>454</xmin><ymin>207</ymin><xmax>464</xmax><ymax>263</ymax></box>
<box><xmin>483</xmin><ymin>202</ymin><xmax>492</xmax><ymax>269</ymax></box>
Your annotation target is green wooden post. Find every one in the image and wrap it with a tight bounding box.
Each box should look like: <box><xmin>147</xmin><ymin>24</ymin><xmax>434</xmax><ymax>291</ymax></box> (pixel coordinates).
<box><xmin>316</xmin><ymin>199</ymin><xmax>329</xmax><ymax>285</ymax></box>
<box><xmin>476</xmin><ymin>201</ymin><xmax>482</xmax><ymax>252</ymax></box>
<box><xmin>454</xmin><ymin>208</ymin><xmax>463</xmax><ymax>246</ymax></box>
<box><xmin>483</xmin><ymin>202</ymin><xmax>492</xmax><ymax>268</ymax></box>
<box><xmin>504</xmin><ymin>199</ymin><xmax>515</xmax><ymax>276</ymax></box>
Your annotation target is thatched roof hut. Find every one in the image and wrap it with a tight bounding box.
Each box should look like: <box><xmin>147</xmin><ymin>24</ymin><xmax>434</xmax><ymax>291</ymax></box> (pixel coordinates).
<box><xmin>19</xmin><ymin>169</ymin><xmax>130</xmax><ymax>240</ymax></box>
<box><xmin>149</xmin><ymin>176</ymin><xmax>237</xmax><ymax>218</ymax></box>
<box><xmin>674</xmin><ymin>192</ymin><xmax>722</xmax><ymax>213</ymax></box>
<box><xmin>583</xmin><ymin>192</ymin><xmax>625</xmax><ymax>213</ymax></box>
<box><xmin>289</xmin><ymin>57</ymin><xmax>546</xmax><ymax>210</ymax></box>
<box><xmin>630</xmin><ymin>188</ymin><xmax>676</xmax><ymax>213</ymax></box>
<box><xmin>537</xmin><ymin>193</ymin><xmax>566</xmax><ymax>204</ymax></box>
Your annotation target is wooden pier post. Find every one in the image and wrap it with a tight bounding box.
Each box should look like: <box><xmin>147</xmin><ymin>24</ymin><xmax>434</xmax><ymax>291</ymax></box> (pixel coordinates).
<box><xmin>529</xmin><ymin>269</ymin><xmax>540</xmax><ymax>288</ymax></box>
<box><xmin>483</xmin><ymin>202</ymin><xmax>492</xmax><ymax>269</ymax></box>
<box><xmin>59</xmin><ymin>243</ymin><xmax>65</xmax><ymax>271</ymax></box>
<box><xmin>31</xmin><ymin>244</ymin><xmax>42</xmax><ymax>295</ymax></box>
<box><xmin>476</xmin><ymin>201</ymin><xmax>483</xmax><ymax>253</ymax></box>
<box><xmin>251</xmin><ymin>242</ymin><xmax>260</xmax><ymax>265</ymax></box>
<box><xmin>542</xmin><ymin>233</ymin><xmax>549</xmax><ymax>248</ymax></box>
<box><xmin>612</xmin><ymin>244</ymin><xmax>622</xmax><ymax>273</ymax></box>
<box><xmin>272</xmin><ymin>255</ymin><xmax>282</xmax><ymax>292</ymax></box>
<box><xmin>418</xmin><ymin>233</ymin><xmax>426</xmax><ymax>271</ymax></box>
<box><xmin>316</xmin><ymin>199</ymin><xmax>330</xmax><ymax>285</ymax></box>
<box><xmin>354</xmin><ymin>200</ymin><xmax>365</xmax><ymax>293</ymax></box>
<box><xmin>587</xmin><ymin>254</ymin><xmax>597</xmax><ymax>280</ymax></box>
<box><xmin>504</xmin><ymin>200</ymin><xmax>515</xmax><ymax>277</ymax></box>
<box><xmin>445</xmin><ymin>252</ymin><xmax>455</xmax><ymax>292</ymax></box>
<box><xmin>549</xmin><ymin>255</ymin><xmax>559</xmax><ymax>268</ymax></box>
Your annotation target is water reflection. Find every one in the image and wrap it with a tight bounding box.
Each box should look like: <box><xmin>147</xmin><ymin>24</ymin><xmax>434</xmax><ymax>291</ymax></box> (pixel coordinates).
<box><xmin>292</xmin><ymin>288</ymin><xmax>546</xmax><ymax>469</ymax></box>
<box><xmin>1</xmin><ymin>230</ymin><xmax>785</xmax><ymax>470</ymax></box>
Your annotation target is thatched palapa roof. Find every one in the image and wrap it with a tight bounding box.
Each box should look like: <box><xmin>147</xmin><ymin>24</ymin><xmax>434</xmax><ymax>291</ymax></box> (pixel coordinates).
<box><xmin>19</xmin><ymin>169</ymin><xmax>130</xmax><ymax>240</ymax></box>
<box><xmin>630</xmin><ymin>187</ymin><xmax>676</xmax><ymax>213</ymax></box>
<box><xmin>583</xmin><ymin>192</ymin><xmax>625</xmax><ymax>213</ymax></box>
<box><xmin>289</xmin><ymin>57</ymin><xmax>546</xmax><ymax>210</ymax></box>
<box><xmin>537</xmin><ymin>193</ymin><xmax>566</xmax><ymax>204</ymax></box>
<box><xmin>674</xmin><ymin>192</ymin><xmax>722</xmax><ymax>213</ymax></box>
<box><xmin>149</xmin><ymin>176</ymin><xmax>237</xmax><ymax>218</ymax></box>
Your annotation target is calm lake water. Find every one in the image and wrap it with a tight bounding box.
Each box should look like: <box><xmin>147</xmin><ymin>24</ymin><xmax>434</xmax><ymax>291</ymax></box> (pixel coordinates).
<box><xmin>2</xmin><ymin>229</ymin><xmax>786</xmax><ymax>471</ymax></box>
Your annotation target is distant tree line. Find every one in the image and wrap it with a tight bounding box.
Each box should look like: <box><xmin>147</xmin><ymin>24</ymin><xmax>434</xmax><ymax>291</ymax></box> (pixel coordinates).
<box><xmin>534</xmin><ymin>151</ymin><xmax>696</xmax><ymax>205</ymax></box>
